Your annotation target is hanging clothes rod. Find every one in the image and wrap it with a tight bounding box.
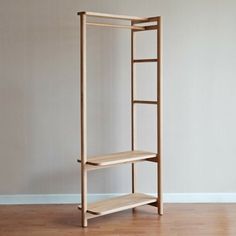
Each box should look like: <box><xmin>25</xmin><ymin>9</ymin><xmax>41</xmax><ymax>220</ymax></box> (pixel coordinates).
<box><xmin>86</xmin><ymin>22</ymin><xmax>145</xmax><ymax>30</ymax></box>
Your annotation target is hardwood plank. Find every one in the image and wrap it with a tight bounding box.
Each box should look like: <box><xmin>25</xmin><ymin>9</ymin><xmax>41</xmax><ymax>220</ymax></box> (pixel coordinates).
<box><xmin>78</xmin><ymin>193</ymin><xmax>157</xmax><ymax>216</ymax></box>
<box><xmin>1</xmin><ymin>204</ymin><xmax>236</xmax><ymax>235</ymax></box>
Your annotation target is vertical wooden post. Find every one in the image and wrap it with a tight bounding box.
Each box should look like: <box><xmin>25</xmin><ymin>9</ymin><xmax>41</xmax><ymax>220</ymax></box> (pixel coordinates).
<box><xmin>131</xmin><ymin>21</ymin><xmax>136</xmax><ymax>193</ymax></box>
<box><xmin>157</xmin><ymin>16</ymin><xmax>163</xmax><ymax>215</ymax></box>
<box><xmin>80</xmin><ymin>13</ymin><xmax>88</xmax><ymax>227</ymax></box>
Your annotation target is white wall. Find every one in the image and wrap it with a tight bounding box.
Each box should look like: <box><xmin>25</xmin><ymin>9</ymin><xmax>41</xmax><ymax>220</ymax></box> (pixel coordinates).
<box><xmin>0</xmin><ymin>0</ymin><xmax>236</xmax><ymax>197</ymax></box>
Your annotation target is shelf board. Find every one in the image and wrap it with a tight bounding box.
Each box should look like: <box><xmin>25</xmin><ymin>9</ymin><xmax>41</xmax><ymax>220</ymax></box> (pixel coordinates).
<box><xmin>77</xmin><ymin>11</ymin><xmax>148</xmax><ymax>21</ymax></box>
<box><xmin>78</xmin><ymin>193</ymin><xmax>157</xmax><ymax>216</ymax></box>
<box><xmin>78</xmin><ymin>150</ymin><xmax>157</xmax><ymax>168</ymax></box>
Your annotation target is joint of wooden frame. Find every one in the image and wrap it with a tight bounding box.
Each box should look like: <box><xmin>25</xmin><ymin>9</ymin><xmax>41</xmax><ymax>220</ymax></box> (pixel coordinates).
<box><xmin>148</xmin><ymin>199</ymin><xmax>158</xmax><ymax>207</ymax></box>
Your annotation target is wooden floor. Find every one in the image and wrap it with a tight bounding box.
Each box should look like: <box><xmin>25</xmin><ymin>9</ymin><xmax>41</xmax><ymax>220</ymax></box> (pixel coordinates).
<box><xmin>1</xmin><ymin>204</ymin><xmax>236</xmax><ymax>236</ymax></box>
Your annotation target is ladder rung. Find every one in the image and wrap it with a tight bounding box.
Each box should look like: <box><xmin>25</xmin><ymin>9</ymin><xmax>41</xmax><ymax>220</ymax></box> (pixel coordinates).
<box><xmin>133</xmin><ymin>58</ymin><xmax>158</xmax><ymax>63</ymax></box>
<box><xmin>133</xmin><ymin>100</ymin><xmax>158</xmax><ymax>105</ymax></box>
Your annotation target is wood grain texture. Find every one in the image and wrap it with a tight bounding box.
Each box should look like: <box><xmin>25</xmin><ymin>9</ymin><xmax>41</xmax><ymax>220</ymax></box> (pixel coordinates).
<box><xmin>1</xmin><ymin>204</ymin><xmax>236</xmax><ymax>236</ymax></box>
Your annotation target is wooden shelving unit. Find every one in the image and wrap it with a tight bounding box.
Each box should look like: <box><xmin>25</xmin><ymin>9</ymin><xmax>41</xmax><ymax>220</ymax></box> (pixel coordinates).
<box><xmin>77</xmin><ymin>11</ymin><xmax>163</xmax><ymax>227</ymax></box>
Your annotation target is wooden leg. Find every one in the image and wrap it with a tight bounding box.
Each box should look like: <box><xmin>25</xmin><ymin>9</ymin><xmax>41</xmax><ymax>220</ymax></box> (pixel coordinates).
<box><xmin>158</xmin><ymin>164</ymin><xmax>163</xmax><ymax>215</ymax></box>
<box><xmin>157</xmin><ymin>16</ymin><xmax>163</xmax><ymax>216</ymax></box>
<box><xmin>132</xmin><ymin>163</ymin><xmax>136</xmax><ymax>193</ymax></box>
<box><xmin>80</xmin><ymin>13</ymin><xmax>88</xmax><ymax>227</ymax></box>
<box><xmin>131</xmin><ymin>26</ymin><xmax>136</xmax><ymax>194</ymax></box>
<box><xmin>81</xmin><ymin>168</ymin><xmax>87</xmax><ymax>227</ymax></box>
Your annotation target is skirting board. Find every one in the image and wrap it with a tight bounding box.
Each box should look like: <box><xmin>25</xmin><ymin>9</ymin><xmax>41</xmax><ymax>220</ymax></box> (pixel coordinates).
<box><xmin>0</xmin><ymin>193</ymin><xmax>236</xmax><ymax>205</ymax></box>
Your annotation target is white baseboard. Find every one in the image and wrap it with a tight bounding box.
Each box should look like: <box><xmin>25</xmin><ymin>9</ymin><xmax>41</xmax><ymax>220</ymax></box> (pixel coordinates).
<box><xmin>0</xmin><ymin>193</ymin><xmax>236</xmax><ymax>205</ymax></box>
<box><xmin>0</xmin><ymin>194</ymin><xmax>114</xmax><ymax>205</ymax></box>
<box><xmin>164</xmin><ymin>193</ymin><xmax>236</xmax><ymax>203</ymax></box>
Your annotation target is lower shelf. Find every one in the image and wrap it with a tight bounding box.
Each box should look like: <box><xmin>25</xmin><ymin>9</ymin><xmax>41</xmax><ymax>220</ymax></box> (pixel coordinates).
<box><xmin>78</xmin><ymin>193</ymin><xmax>157</xmax><ymax>216</ymax></box>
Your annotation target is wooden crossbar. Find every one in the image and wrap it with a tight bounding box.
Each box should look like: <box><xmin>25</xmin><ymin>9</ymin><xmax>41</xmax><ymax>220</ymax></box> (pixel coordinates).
<box><xmin>132</xmin><ymin>16</ymin><xmax>159</xmax><ymax>24</ymax></box>
<box><xmin>133</xmin><ymin>100</ymin><xmax>158</xmax><ymax>105</ymax></box>
<box><xmin>144</xmin><ymin>25</ymin><xmax>159</xmax><ymax>30</ymax></box>
<box><xmin>133</xmin><ymin>58</ymin><xmax>158</xmax><ymax>63</ymax></box>
<box><xmin>86</xmin><ymin>22</ymin><xmax>145</xmax><ymax>30</ymax></box>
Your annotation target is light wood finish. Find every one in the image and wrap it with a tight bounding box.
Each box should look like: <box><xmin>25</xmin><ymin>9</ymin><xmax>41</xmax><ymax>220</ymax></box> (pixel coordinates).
<box><xmin>78</xmin><ymin>193</ymin><xmax>156</xmax><ymax>216</ymax></box>
<box><xmin>157</xmin><ymin>16</ymin><xmax>163</xmax><ymax>215</ymax></box>
<box><xmin>133</xmin><ymin>16</ymin><xmax>159</xmax><ymax>24</ymax></box>
<box><xmin>133</xmin><ymin>25</ymin><xmax>159</xmax><ymax>32</ymax></box>
<box><xmin>131</xmin><ymin>22</ymin><xmax>136</xmax><ymax>194</ymax></box>
<box><xmin>78</xmin><ymin>11</ymin><xmax>148</xmax><ymax>21</ymax></box>
<box><xmin>78</xmin><ymin>11</ymin><xmax>162</xmax><ymax>227</ymax></box>
<box><xmin>2</xmin><ymin>204</ymin><xmax>236</xmax><ymax>235</ymax></box>
<box><xmin>133</xmin><ymin>58</ymin><xmax>158</xmax><ymax>63</ymax></box>
<box><xmin>86</xmin><ymin>22</ymin><xmax>145</xmax><ymax>30</ymax></box>
<box><xmin>133</xmin><ymin>100</ymin><xmax>158</xmax><ymax>105</ymax></box>
<box><xmin>77</xmin><ymin>158</ymin><xmax>158</xmax><ymax>171</ymax></box>
<box><xmin>80</xmin><ymin>13</ymin><xmax>87</xmax><ymax>227</ymax></box>
<box><xmin>83</xmin><ymin>150</ymin><xmax>157</xmax><ymax>166</ymax></box>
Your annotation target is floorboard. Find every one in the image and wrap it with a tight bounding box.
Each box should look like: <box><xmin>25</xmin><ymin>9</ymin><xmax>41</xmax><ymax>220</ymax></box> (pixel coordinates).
<box><xmin>0</xmin><ymin>204</ymin><xmax>236</xmax><ymax>235</ymax></box>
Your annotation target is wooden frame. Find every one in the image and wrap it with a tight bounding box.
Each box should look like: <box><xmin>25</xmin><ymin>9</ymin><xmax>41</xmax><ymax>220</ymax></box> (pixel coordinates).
<box><xmin>78</xmin><ymin>11</ymin><xmax>163</xmax><ymax>227</ymax></box>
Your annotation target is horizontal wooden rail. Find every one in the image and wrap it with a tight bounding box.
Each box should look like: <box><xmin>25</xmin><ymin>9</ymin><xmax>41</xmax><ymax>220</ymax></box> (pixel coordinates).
<box><xmin>144</xmin><ymin>25</ymin><xmax>159</xmax><ymax>31</ymax></box>
<box><xmin>132</xmin><ymin>25</ymin><xmax>158</xmax><ymax>32</ymax></box>
<box><xmin>133</xmin><ymin>100</ymin><xmax>158</xmax><ymax>105</ymax></box>
<box><xmin>78</xmin><ymin>11</ymin><xmax>148</xmax><ymax>21</ymax></box>
<box><xmin>86</xmin><ymin>22</ymin><xmax>145</xmax><ymax>30</ymax></box>
<box><xmin>132</xmin><ymin>17</ymin><xmax>159</xmax><ymax>24</ymax></box>
<box><xmin>133</xmin><ymin>58</ymin><xmax>158</xmax><ymax>63</ymax></box>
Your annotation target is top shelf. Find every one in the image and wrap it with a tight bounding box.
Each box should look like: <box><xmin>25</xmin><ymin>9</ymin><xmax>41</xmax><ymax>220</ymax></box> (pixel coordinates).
<box><xmin>77</xmin><ymin>11</ymin><xmax>148</xmax><ymax>21</ymax></box>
